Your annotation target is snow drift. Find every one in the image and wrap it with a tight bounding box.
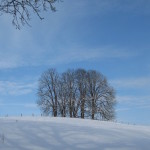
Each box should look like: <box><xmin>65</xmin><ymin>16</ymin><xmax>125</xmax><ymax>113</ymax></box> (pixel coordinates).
<box><xmin>0</xmin><ymin>117</ymin><xmax>150</xmax><ymax>150</ymax></box>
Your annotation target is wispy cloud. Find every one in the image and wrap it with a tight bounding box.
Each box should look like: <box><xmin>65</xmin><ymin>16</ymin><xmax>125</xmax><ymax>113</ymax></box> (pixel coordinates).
<box><xmin>110</xmin><ymin>77</ymin><xmax>150</xmax><ymax>89</ymax></box>
<box><xmin>0</xmin><ymin>0</ymin><xmax>144</xmax><ymax>70</ymax></box>
<box><xmin>116</xmin><ymin>95</ymin><xmax>150</xmax><ymax>109</ymax></box>
<box><xmin>116</xmin><ymin>108</ymin><xmax>130</xmax><ymax>112</ymax></box>
<box><xmin>48</xmin><ymin>47</ymin><xmax>137</xmax><ymax>65</ymax></box>
<box><xmin>0</xmin><ymin>81</ymin><xmax>37</xmax><ymax>96</ymax></box>
<box><xmin>0</xmin><ymin>44</ymin><xmax>137</xmax><ymax>69</ymax></box>
<box><xmin>65</xmin><ymin>0</ymin><xmax>150</xmax><ymax>17</ymax></box>
<box><xmin>111</xmin><ymin>76</ymin><xmax>150</xmax><ymax>113</ymax></box>
<box><xmin>0</xmin><ymin>103</ymin><xmax>37</xmax><ymax>108</ymax></box>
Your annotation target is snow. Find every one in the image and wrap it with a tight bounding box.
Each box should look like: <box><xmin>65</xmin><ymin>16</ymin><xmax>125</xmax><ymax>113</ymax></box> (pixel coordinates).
<box><xmin>0</xmin><ymin>117</ymin><xmax>150</xmax><ymax>150</ymax></box>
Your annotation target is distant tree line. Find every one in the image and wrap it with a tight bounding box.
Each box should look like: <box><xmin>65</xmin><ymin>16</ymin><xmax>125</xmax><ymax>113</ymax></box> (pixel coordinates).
<box><xmin>37</xmin><ymin>68</ymin><xmax>116</xmax><ymax>121</ymax></box>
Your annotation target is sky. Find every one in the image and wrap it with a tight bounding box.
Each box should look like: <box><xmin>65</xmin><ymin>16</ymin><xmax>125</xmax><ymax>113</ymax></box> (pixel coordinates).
<box><xmin>0</xmin><ymin>0</ymin><xmax>150</xmax><ymax>125</ymax></box>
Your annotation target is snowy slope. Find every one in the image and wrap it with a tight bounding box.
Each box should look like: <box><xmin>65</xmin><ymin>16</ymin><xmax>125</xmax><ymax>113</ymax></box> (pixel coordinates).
<box><xmin>0</xmin><ymin>117</ymin><xmax>150</xmax><ymax>150</ymax></box>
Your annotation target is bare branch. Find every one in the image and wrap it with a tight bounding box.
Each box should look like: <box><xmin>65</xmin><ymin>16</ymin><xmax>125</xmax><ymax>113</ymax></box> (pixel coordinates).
<box><xmin>0</xmin><ymin>0</ymin><xmax>59</xmax><ymax>29</ymax></box>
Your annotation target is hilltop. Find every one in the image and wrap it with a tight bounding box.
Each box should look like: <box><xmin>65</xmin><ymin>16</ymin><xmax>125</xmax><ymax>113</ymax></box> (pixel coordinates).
<box><xmin>0</xmin><ymin>117</ymin><xmax>150</xmax><ymax>150</ymax></box>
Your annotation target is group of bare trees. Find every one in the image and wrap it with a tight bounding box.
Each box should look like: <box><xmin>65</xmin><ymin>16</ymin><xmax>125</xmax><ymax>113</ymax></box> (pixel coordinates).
<box><xmin>37</xmin><ymin>68</ymin><xmax>116</xmax><ymax>121</ymax></box>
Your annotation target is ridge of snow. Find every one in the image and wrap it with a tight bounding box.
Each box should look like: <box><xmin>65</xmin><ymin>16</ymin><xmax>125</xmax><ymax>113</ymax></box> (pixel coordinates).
<box><xmin>0</xmin><ymin>117</ymin><xmax>150</xmax><ymax>150</ymax></box>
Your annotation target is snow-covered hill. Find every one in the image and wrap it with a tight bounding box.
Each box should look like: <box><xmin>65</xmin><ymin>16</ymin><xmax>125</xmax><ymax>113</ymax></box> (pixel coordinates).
<box><xmin>0</xmin><ymin>117</ymin><xmax>150</xmax><ymax>150</ymax></box>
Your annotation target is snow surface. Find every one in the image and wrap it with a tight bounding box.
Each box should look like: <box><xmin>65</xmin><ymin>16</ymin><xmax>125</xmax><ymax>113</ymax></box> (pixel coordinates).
<box><xmin>0</xmin><ymin>117</ymin><xmax>150</xmax><ymax>150</ymax></box>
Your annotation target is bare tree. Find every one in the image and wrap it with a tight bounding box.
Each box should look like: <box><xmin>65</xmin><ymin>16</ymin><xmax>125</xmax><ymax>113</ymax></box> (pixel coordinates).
<box><xmin>37</xmin><ymin>68</ymin><xmax>59</xmax><ymax>117</ymax></box>
<box><xmin>75</xmin><ymin>69</ymin><xmax>87</xmax><ymax>119</ymax></box>
<box><xmin>57</xmin><ymin>76</ymin><xmax>68</xmax><ymax>117</ymax></box>
<box><xmin>61</xmin><ymin>70</ymin><xmax>78</xmax><ymax>118</ymax></box>
<box><xmin>0</xmin><ymin>0</ymin><xmax>59</xmax><ymax>29</ymax></box>
<box><xmin>86</xmin><ymin>70</ymin><xmax>116</xmax><ymax>120</ymax></box>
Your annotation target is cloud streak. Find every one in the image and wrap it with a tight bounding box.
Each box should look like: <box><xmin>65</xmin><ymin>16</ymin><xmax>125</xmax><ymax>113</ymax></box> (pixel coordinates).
<box><xmin>116</xmin><ymin>95</ymin><xmax>150</xmax><ymax>109</ymax></box>
<box><xmin>48</xmin><ymin>46</ymin><xmax>137</xmax><ymax>66</ymax></box>
<box><xmin>110</xmin><ymin>77</ymin><xmax>150</xmax><ymax>89</ymax></box>
<box><xmin>0</xmin><ymin>45</ymin><xmax>137</xmax><ymax>69</ymax></box>
<box><xmin>0</xmin><ymin>103</ymin><xmax>37</xmax><ymax>108</ymax></box>
<box><xmin>0</xmin><ymin>0</ymin><xmax>144</xmax><ymax>70</ymax></box>
<box><xmin>0</xmin><ymin>81</ymin><xmax>37</xmax><ymax>96</ymax></box>
<box><xmin>63</xmin><ymin>0</ymin><xmax>150</xmax><ymax>17</ymax></box>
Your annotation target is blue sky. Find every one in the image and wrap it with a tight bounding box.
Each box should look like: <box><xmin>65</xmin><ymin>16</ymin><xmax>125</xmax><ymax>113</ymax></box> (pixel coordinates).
<box><xmin>0</xmin><ymin>0</ymin><xmax>150</xmax><ymax>125</ymax></box>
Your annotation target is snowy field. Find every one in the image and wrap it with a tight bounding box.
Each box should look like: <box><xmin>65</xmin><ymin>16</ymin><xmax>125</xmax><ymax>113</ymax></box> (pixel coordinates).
<box><xmin>0</xmin><ymin>117</ymin><xmax>150</xmax><ymax>150</ymax></box>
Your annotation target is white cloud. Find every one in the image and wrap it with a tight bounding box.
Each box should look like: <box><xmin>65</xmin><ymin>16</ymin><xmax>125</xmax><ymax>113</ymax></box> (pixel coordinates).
<box><xmin>60</xmin><ymin>0</ymin><xmax>147</xmax><ymax>17</ymax></box>
<box><xmin>24</xmin><ymin>103</ymin><xmax>37</xmax><ymax>108</ymax></box>
<box><xmin>0</xmin><ymin>0</ymin><xmax>146</xmax><ymax>69</ymax></box>
<box><xmin>46</xmin><ymin>46</ymin><xmax>137</xmax><ymax>67</ymax></box>
<box><xmin>64</xmin><ymin>0</ymin><xmax>150</xmax><ymax>17</ymax></box>
<box><xmin>116</xmin><ymin>95</ymin><xmax>150</xmax><ymax>109</ymax></box>
<box><xmin>0</xmin><ymin>43</ymin><xmax>136</xmax><ymax>69</ymax></box>
<box><xmin>110</xmin><ymin>77</ymin><xmax>150</xmax><ymax>112</ymax></box>
<box><xmin>115</xmin><ymin>95</ymin><xmax>150</xmax><ymax>114</ymax></box>
<box><xmin>116</xmin><ymin>108</ymin><xmax>130</xmax><ymax>112</ymax></box>
<box><xmin>0</xmin><ymin>81</ymin><xmax>37</xmax><ymax>96</ymax></box>
<box><xmin>0</xmin><ymin>103</ymin><xmax>37</xmax><ymax>109</ymax></box>
<box><xmin>110</xmin><ymin>77</ymin><xmax>150</xmax><ymax>89</ymax></box>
